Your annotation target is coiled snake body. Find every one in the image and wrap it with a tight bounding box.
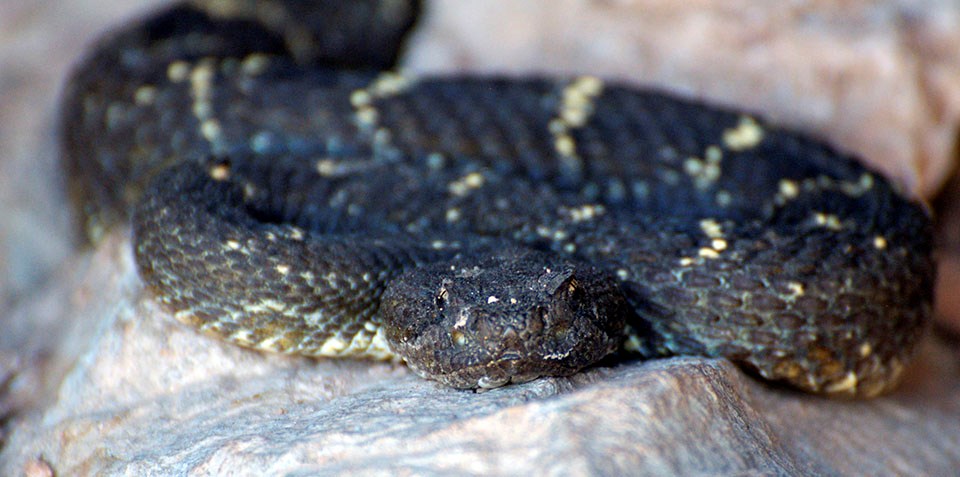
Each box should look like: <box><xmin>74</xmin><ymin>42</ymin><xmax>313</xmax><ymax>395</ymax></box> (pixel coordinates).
<box><xmin>63</xmin><ymin>0</ymin><xmax>934</xmax><ymax>396</ymax></box>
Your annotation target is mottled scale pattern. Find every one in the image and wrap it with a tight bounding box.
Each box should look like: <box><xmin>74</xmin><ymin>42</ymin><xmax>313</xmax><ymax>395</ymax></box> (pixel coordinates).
<box><xmin>62</xmin><ymin>0</ymin><xmax>934</xmax><ymax>396</ymax></box>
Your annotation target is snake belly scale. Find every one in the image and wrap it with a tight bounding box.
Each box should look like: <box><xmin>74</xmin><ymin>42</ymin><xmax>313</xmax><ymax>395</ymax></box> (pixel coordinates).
<box><xmin>62</xmin><ymin>0</ymin><xmax>934</xmax><ymax>396</ymax></box>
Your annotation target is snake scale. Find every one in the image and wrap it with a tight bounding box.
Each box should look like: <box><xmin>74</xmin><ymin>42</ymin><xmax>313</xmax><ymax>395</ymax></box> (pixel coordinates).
<box><xmin>62</xmin><ymin>0</ymin><xmax>934</xmax><ymax>397</ymax></box>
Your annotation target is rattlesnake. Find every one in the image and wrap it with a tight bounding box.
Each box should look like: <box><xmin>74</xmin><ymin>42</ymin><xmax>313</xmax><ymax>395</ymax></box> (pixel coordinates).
<box><xmin>62</xmin><ymin>0</ymin><xmax>934</xmax><ymax>396</ymax></box>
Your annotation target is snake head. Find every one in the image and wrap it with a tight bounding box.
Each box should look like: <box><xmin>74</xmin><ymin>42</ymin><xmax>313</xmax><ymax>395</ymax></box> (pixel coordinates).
<box><xmin>380</xmin><ymin>248</ymin><xmax>630</xmax><ymax>389</ymax></box>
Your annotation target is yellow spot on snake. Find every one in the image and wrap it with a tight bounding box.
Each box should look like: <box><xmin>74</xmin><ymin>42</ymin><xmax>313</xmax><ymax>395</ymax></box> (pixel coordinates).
<box><xmin>683</xmin><ymin>157</ymin><xmax>703</xmax><ymax>175</ymax></box>
<box><xmin>240</xmin><ymin>53</ymin><xmax>270</xmax><ymax>76</ymax></box>
<box><xmin>134</xmin><ymin>85</ymin><xmax>157</xmax><ymax>105</ymax></box>
<box><xmin>787</xmin><ymin>282</ymin><xmax>805</xmax><ymax>297</ymax></box>
<box><xmin>705</xmin><ymin>145</ymin><xmax>723</xmax><ymax>162</ymax></box>
<box><xmin>368</xmin><ymin>71</ymin><xmax>415</xmax><ymax>96</ymax></box>
<box><xmin>190</xmin><ymin>61</ymin><xmax>215</xmax><ymax>115</ymax></box>
<box><xmin>355</xmin><ymin>106</ymin><xmax>378</xmax><ymax>127</ymax></box>
<box><xmin>566</xmin><ymin>204</ymin><xmax>605</xmax><ymax>222</ymax></box>
<box><xmin>209</xmin><ymin>163</ymin><xmax>231</xmax><ymax>181</ymax></box>
<box><xmin>201</xmin><ymin>119</ymin><xmax>222</xmax><ymax>141</ymax></box>
<box><xmin>569</xmin><ymin>75</ymin><xmax>603</xmax><ymax>97</ymax></box>
<box><xmin>813</xmin><ymin>212</ymin><xmax>843</xmax><ymax>230</ymax></box>
<box><xmin>840</xmin><ymin>173</ymin><xmax>876</xmax><ymax>196</ymax></box>
<box><xmin>824</xmin><ymin>372</ymin><xmax>859</xmax><ymax>394</ymax></box>
<box><xmin>698</xmin><ymin>248</ymin><xmax>719</xmax><ymax>259</ymax></box>
<box><xmin>244</xmin><ymin>299</ymin><xmax>289</xmax><ymax>315</ymax></box>
<box><xmin>167</xmin><ymin>61</ymin><xmax>190</xmax><ymax>82</ymax></box>
<box><xmin>350</xmin><ymin>89</ymin><xmax>372</xmax><ymax>107</ymax></box>
<box><xmin>699</xmin><ymin>219</ymin><xmax>724</xmax><ymax>238</ymax></box>
<box><xmin>348</xmin><ymin>72</ymin><xmax>417</xmax><ymax>145</ymax></box>
<box><xmin>191</xmin><ymin>102</ymin><xmax>212</xmax><ymax>122</ymax></box>
<box><xmin>873</xmin><ymin>236</ymin><xmax>888</xmax><ymax>250</ymax></box>
<box><xmin>316</xmin><ymin>159</ymin><xmax>338</xmax><ymax>176</ymax></box>
<box><xmin>554</xmin><ymin>135</ymin><xmax>576</xmax><ymax>157</ymax></box>
<box><xmin>685</xmin><ymin>148</ymin><xmax>722</xmax><ymax>188</ymax></box>
<box><xmin>560</xmin><ymin>106</ymin><xmax>589</xmax><ymax>127</ymax></box>
<box><xmin>228</xmin><ymin>329</ymin><xmax>255</xmax><ymax>347</ymax></box>
<box><xmin>318</xmin><ymin>337</ymin><xmax>349</xmax><ymax>355</ymax></box>
<box><xmin>779</xmin><ymin>179</ymin><xmax>800</xmax><ymax>199</ymax></box>
<box><xmin>256</xmin><ymin>335</ymin><xmax>284</xmax><ymax>351</ymax></box>
<box><xmin>449</xmin><ymin>172</ymin><xmax>485</xmax><ymax>196</ymax></box>
<box><xmin>723</xmin><ymin>116</ymin><xmax>764</xmax><ymax>151</ymax></box>
<box><xmin>465</xmin><ymin>172</ymin><xmax>484</xmax><ymax>187</ymax></box>
<box><xmin>445</xmin><ymin>208</ymin><xmax>461</xmax><ymax>222</ymax></box>
<box><xmin>549</xmin><ymin>76</ymin><xmax>604</xmax><ymax>164</ymax></box>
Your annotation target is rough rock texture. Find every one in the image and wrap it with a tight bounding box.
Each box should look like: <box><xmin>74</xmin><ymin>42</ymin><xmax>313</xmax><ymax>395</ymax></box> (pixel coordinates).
<box><xmin>934</xmin><ymin>173</ymin><xmax>960</xmax><ymax>336</ymax></box>
<box><xmin>3</xmin><ymin>0</ymin><xmax>960</xmax><ymax>475</ymax></box>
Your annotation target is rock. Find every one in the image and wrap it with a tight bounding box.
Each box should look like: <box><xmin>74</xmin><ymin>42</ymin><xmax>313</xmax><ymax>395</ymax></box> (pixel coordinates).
<box><xmin>934</xmin><ymin>173</ymin><xmax>960</xmax><ymax>335</ymax></box>
<box><xmin>3</xmin><ymin>1</ymin><xmax>960</xmax><ymax>475</ymax></box>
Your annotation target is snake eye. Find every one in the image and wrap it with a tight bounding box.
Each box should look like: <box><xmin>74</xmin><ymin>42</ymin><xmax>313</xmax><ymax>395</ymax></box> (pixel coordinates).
<box><xmin>436</xmin><ymin>285</ymin><xmax>449</xmax><ymax>311</ymax></box>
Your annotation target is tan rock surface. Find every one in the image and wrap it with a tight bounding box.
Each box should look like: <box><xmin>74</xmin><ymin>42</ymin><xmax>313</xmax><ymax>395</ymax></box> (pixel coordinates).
<box><xmin>3</xmin><ymin>1</ymin><xmax>960</xmax><ymax>475</ymax></box>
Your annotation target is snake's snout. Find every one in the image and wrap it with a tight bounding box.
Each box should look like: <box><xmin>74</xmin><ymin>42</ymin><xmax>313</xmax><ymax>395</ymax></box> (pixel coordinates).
<box><xmin>380</xmin><ymin>248</ymin><xmax>631</xmax><ymax>389</ymax></box>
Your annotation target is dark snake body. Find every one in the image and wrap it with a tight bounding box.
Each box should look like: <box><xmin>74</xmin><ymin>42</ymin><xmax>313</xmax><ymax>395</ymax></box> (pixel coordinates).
<box><xmin>63</xmin><ymin>0</ymin><xmax>934</xmax><ymax>396</ymax></box>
